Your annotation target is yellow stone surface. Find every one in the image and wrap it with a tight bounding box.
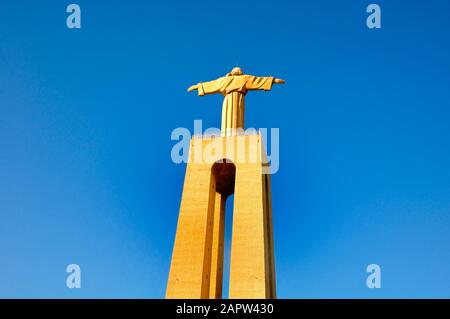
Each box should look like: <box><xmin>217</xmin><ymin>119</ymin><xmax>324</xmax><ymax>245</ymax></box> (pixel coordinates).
<box><xmin>167</xmin><ymin>67</ymin><xmax>282</xmax><ymax>299</ymax></box>
<box><xmin>187</xmin><ymin>67</ymin><xmax>285</xmax><ymax>136</ymax></box>
<box><xmin>166</xmin><ymin>133</ymin><xmax>276</xmax><ymax>299</ymax></box>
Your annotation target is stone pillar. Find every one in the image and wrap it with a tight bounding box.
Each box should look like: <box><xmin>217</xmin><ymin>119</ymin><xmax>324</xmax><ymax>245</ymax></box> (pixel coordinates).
<box><xmin>165</xmin><ymin>160</ymin><xmax>216</xmax><ymax>298</ymax></box>
<box><xmin>166</xmin><ymin>133</ymin><xmax>275</xmax><ymax>299</ymax></box>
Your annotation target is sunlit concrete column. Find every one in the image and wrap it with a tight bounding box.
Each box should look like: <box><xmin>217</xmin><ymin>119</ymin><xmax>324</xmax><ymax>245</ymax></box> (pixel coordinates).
<box><xmin>229</xmin><ymin>134</ymin><xmax>276</xmax><ymax>298</ymax></box>
<box><xmin>166</xmin><ymin>157</ymin><xmax>215</xmax><ymax>299</ymax></box>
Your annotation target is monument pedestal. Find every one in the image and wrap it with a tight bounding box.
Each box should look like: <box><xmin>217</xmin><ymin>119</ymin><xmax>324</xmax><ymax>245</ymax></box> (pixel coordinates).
<box><xmin>166</xmin><ymin>133</ymin><xmax>276</xmax><ymax>299</ymax></box>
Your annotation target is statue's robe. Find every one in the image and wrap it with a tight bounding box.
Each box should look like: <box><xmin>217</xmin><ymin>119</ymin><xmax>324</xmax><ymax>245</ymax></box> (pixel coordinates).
<box><xmin>196</xmin><ymin>75</ymin><xmax>274</xmax><ymax>135</ymax></box>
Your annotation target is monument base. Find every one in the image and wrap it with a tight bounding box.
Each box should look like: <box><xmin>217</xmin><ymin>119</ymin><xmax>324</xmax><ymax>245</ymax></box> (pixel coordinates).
<box><xmin>166</xmin><ymin>133</ymin><xmax>276</xmax><ymax>299</ymax></box>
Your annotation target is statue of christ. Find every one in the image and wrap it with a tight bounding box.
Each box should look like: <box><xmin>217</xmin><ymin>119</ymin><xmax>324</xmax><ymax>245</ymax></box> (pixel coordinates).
<box><xmin>188</xmin><ymin>67</ymin><xmax>285</xmax><ymax>136</ymax></box>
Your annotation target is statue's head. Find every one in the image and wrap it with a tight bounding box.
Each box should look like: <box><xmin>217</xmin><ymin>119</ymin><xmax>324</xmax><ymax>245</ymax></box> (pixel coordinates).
<box><xmin>227</xmin><ymin>67</ymin><xmax>243</xmax><ymax>76</ymax></box>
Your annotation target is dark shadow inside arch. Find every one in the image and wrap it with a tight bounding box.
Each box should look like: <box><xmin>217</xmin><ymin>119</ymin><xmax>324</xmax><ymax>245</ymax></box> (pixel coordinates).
<box><xmin>212</xmin><ymin>160</ymin><xmax>236</xmax><ymax>199</ymax></box>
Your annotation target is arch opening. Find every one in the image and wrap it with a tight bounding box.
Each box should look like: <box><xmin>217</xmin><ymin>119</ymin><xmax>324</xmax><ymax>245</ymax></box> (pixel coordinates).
<box><xmin>212</xmin><ymin>160</ymin><xmax>236</xmax><ymax>199</ymax></box>
<box><xmin>209</xmin><ymin>159</ymin><xmax>236</xmax><ymax>298</ymax></box>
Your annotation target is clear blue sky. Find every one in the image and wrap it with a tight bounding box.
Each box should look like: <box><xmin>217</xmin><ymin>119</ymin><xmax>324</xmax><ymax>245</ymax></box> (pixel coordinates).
<box><xmin>1</xmin><ymin>0</ymin><xmax>450</xmax><ymax>298</ymax></box>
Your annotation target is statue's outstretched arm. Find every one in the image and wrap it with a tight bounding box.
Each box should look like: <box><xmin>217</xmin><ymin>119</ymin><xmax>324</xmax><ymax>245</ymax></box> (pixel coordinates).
<box><xmin>273</xmin><ymin>78</ymin><xmax>285</xmax><ymax>84</ymax></box>
<box><xmin>187</xmin><ymin>84</ymin><xmax>200</xmax><ymax>92</ymax></box>
<box><xmin>187</xmin><ymin>78</ymin><xmax>224</xmax><ymax>95</ymax></box>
